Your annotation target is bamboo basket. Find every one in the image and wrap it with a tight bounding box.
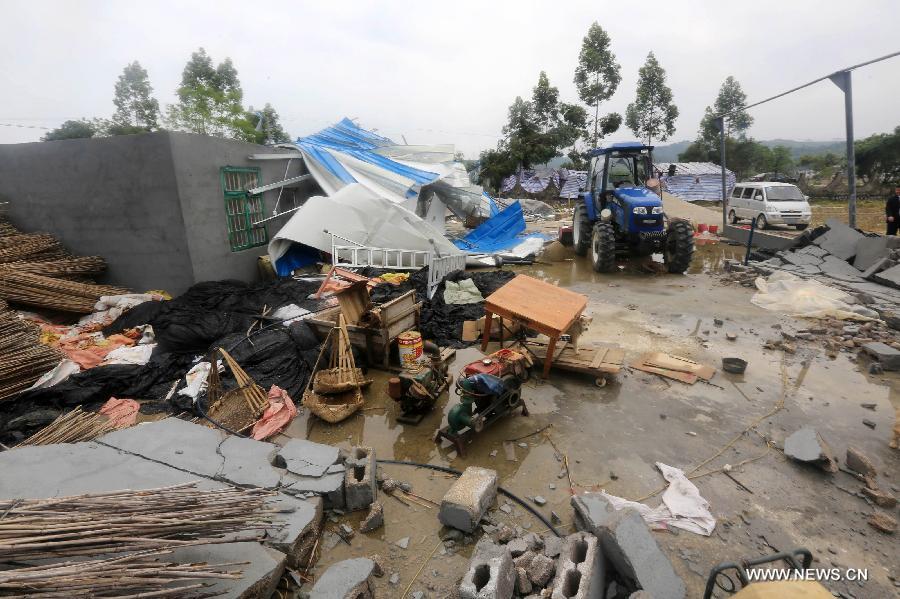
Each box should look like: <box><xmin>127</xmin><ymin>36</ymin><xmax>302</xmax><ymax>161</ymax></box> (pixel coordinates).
<box><xmin>205</xmin><ymin>348</ymin><xmax>269</xmax><ymax>432</ymax></box>
<box><xmin>312</xmin><ymin>314</ymin><xmax>372</xmax><ymax>393</ymax></box>
<box><xmin>303</xmin><ymin>315</ymin><xmax>365</xmax><ymax>422</ymax></box>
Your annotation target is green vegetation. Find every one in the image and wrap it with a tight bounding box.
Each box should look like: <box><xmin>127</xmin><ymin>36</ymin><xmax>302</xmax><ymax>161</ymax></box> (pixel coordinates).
<box><xmin>573</xmin><ymin>22</ymin><xmax>622</xmax><ymax>148</ymax></box>
<box><xmin>624</xmin><ymin>52</ymin><xmax>678</xmax><ymax>147</ymax></box>
<box><xmin>41</xmin><ymin>50</ymin><xmax>289</xmax><ymax>144</ymax></box>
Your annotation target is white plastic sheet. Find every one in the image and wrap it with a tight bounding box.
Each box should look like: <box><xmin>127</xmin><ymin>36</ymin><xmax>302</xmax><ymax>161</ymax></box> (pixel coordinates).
<box><xmin>751</xmin><ymin>271</ymin><xmax>878</xmax><ymax>320</ymax></box>
<box><xmin>599</xmin><ymin>462</ymin><xmax>716</xmax><ymax>536</ymax></box>
<box><xmin>29</xmin><ymin>359</ymin><xmax>81</xmax><ymax>390</ymax></box>
<box><xmin>78</xmin><ymin>294</ymin><xmax>159</xmax><ymax>327</ymax></box>
<box><xmin>100</xmin><ymin>344</ymin><xmax>156</xmax><ymax>366</ymax></box>
<box><xmin>268</xmin><ymin>184</ymin><xmax>462</xmax><ymax>268</ymax></box>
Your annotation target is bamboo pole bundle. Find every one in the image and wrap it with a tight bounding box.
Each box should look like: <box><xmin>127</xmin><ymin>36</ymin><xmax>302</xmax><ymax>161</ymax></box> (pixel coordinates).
<box><xmin>0</xmin><ymin>483</ymin><xmax>277</xmax><ymax>562</ymax></box>
<box><xmin>0</xmin><ymin>547</ymin><xmax>246</xmax><ymax>598</ymax></box>
<box><xmin>0</xmin><ymin>310</ymin><xmax>64</xmax><ymax>401</ymax></box>
<box><xmin>0</xmin><ymin>234</ymin><xmax>65</xmax><ymax>264</ymax></box>
<box><xmin>0</xmin><ymin>271</ymin><xmax>128</xmax><ymax>313</ymax></box>
<box><xmin>0</xmin><ymin>255</ymin><xmax>107</xmax><ymax>278</ymax></box>
<box><xmin>17</xmin><ymin>406</ymin><xmax>118</xmax><ymax>446</ymax></box>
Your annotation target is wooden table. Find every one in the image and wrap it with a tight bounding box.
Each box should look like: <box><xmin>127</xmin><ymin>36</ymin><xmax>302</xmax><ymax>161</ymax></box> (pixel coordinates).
<box><xmin>481</xmin><ymin>274</ymin><xmax>588</xmax><ymax>378</ymax></box>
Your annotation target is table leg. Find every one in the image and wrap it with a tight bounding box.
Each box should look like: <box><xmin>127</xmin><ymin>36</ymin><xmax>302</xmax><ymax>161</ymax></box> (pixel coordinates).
<box><xmin>543</xmin><ymin>334</ymin><xmax>557</xmax><ymax>379</ymax></box>
<box><xmin>481</xmin><ymin>310</ymin><xmax>493</xmax><ymax>352</ymax></box>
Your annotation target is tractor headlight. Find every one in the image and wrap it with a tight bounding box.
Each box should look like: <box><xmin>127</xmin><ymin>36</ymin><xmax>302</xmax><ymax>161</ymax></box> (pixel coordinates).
<box><xmin>633</xmin><ymin>206</ymin><xmax>648</xmax><ymax>215</ymax></box>
<box><xmin>600</xmin><ymin>208</ymin><xmax>612</xmax><ymax>222</ymax></box>
<box><xmin>651</xmin><ymin>206</ymin><xmax>663</xmax><ymax>215</ymax></box>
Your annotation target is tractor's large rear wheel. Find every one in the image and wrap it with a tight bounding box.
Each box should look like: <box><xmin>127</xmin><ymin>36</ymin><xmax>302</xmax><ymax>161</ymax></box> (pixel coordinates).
<box><xmin>664</xmin><ymin>220</ymin><xmax>695</xmax><ymax>274</ymax></box>
<box><xmin>590</xmin><ymin>223</ymin><xmax>616</xmax><ymax>273</ymax></box>
<box><xmin>573</xmin><ymin>204</ymin><xmax>592</xmax><ymax>256</ymax></box>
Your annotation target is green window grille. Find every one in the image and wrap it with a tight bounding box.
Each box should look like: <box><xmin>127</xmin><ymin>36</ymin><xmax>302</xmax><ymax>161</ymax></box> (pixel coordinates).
<box><xmin>221</xmin><ymin>166</ymin><xmax>268</xmax><ymax>251</ymax></box>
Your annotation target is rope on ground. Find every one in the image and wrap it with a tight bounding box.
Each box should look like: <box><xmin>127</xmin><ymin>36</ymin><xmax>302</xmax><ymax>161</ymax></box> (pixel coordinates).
<box><xmin>633</xmin><ymin>353</ymin><xmax>789</xmax><ymax>503</ymax></box>
<box><xmin>401</xmin><ymin>539</ymin><xmax>442</xmax><ymax>599</ymax></box>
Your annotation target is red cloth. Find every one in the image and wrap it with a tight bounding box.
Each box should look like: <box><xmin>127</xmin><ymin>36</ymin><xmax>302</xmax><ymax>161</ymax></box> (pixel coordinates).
<box><xmin>251</xmin><ymin>385</ymin><xmax>298</xmax><ymax>440</ymax></box>
<box><xmin>99</xmin><ymin>397</ymin><xmax>140</xmax><ymax>428</ymax></box>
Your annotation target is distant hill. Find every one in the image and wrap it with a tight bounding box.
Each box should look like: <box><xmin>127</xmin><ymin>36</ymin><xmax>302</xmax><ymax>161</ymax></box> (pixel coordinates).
<box><xmin>653</xmin><ymin>139</ymin><xmax>845</xmax><ymax>162</ymax></box>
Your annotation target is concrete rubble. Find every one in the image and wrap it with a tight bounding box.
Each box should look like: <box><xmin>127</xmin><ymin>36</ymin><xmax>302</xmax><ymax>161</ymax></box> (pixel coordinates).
<box><xmin>440</xmin><ymin>466</ymin><xmax>499</xmax><ymax>533</ymax></box>
<box><xmin>783</xmin><ymin>427</ymin><xmax>839</xmax><ymax>473</ymax></box>
<box><xmin>459</xmin><ymin>537</ymin><xmax>516</xmax><ymax>599</ymax></box>
<box><xmin>310</xmin><ymin>557</ymin><xmax>377</xmax><ymax>598</ymax></box>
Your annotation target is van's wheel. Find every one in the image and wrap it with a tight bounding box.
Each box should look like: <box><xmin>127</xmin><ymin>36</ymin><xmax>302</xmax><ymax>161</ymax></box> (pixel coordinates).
<box><xmin>794</xmin><ymin>223</ymin><xmax>809</xmax><ymax>230</ymax></box>
<box><xmin>664</xmin><ymin>220</ymin><xmax>695</xmax><ymax>274</ymax></box>
<box><xmin>590</xmin><ymin>223</ymin><xmax>616</xmax><ymax>272</ymax></box>
<box><xmin>754</xmin><ymin>214</ymin><xmax>768</xmax><ymax>230</ymax></box>
<box><xmin>573</xmin><ymin>204</ymin><xmax>592</xmax><ymax>256</ymax></box>
<box><xmin>729</xmin><ymin>209</ymin><xmax>738</xmax><ymax>224</ymax></box>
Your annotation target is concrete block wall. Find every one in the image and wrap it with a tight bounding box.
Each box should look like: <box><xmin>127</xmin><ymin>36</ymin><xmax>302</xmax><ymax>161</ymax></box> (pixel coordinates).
<box><xmin>0</xmin><ymin>132</ymin><xmax>321</xmax><ymax>295</ymax></box>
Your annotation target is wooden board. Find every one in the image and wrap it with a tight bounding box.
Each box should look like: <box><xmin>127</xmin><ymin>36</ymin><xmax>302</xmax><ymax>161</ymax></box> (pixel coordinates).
<box><xmin>638</xmin><ymin>352</ymin><xmax>715</xmax><ymax>380</ymax></box>
<box><xmin>522</xmin><ymin>339</ymin><xmax>624</xmax><ymax>375</ymax></box>
<box><xmin>630</xmin><ymin>358</ymin><xmax>699</xmax><ymax>384</ymax></box>
<box><xmin>484</xmin><ymin>274</ymin><xmax>588</xmax><ymax>335</ymax></box>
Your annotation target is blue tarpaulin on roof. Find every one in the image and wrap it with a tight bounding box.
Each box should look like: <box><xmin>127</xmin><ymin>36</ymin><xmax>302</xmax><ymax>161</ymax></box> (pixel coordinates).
<box><xmin>453</xmin><ymin>201</ymin><xmax>543</xmax><ymax>255</ymax></box>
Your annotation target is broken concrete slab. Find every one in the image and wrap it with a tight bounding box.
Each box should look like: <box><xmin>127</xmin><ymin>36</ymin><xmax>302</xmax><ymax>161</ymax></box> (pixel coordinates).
<box><xmin>344</xmin><ymin>446</ymin><xmax>376</xmax><ymax>512</ymax></box>
<box><xmin>819</xmin><ymin>255</ymin><xmax>864</xmax><ymax>282</ymax></box>
<box><xmin>277</xmin><ymin>438</ymin><xmax>341</xmax><ymax>477</ymax></box>
<box><xmin>796</xmin><ymin>245</ymin><xmax>829</xmax><ymax>258</ymax></box>
<box><xmin>861</xmin><ymin>256</ymin><xmax>894</xmax><ymax>280</ymax></box>
<box><xmin>263</xmin><ymin>494</ymin><xmax>323</xmax><ymax>567</ymax></box>
<box><xmin>526</xmin><ymin>552</ymin><xmax>555</xmax><ymax>588</ymax></box>
<box><xmin>310</xmin><ymin>557</ymin><xmax>376</xmax><ymax>599</ymax></box>
<box><xmin>782</xmin><ymin>251</ymin><xmax>825</xmax><ymax>268</ymax></box>
<box><xmin>282</xmin><ymin>471</ymin><xmax>345</xmax><ymax>509</ymax></box>
<box><xmin>440</xmin><ymin>466</ymin><xmax>498</xmax><ymax>533</ymax></box>
<box><xmin>217</xmin><ymin>435</ymin><xmax>281</xmax><ymax>488</ymax></box>
<box><xmin>861</xmin><ymin>342</ymin><xmax>900</xmax><ymax>370</ymax></box>
<box><xmin>549</xmin><ymin>532</ymin><xmax>604</xmax><ymax>599</ymax></box>
<box><xmin>459</xmin><ymin>537</ymin><xmax>515</xmax><ymax>599</ymax></box>
<box><xmin>845</xmin><ymin>446</ymin><xmax>878</xmax><ymax>478</ymax></box>
<box><xmin>572</xmin><ymin>494</ymin><xmax>685</xmax><ymax>599</ymax></box>
<box><xmin>98</xmin><ymin>417</ymin><xmax>225</xmax><ymax>478</ymax></box>
<box><xmin>813</xmin><ymin>219</ymin><xmax>865</xmax><ymax>261</ymax></box>
<box><xmin>360</xmin><ymin>501</ymin><xmax>384</xmax><ymax>533</ymax></box>
<box><xmin>168</xmin><ymin>541</ymin><xmax>286</xmax><ymax>599</ymax></box>
<box><xmin>783</xmin><ymin>427</ymin><xmax>838</xmax><ymax>472</ymax></box>
<box><xmin>873</xmin><ymin>263</ymin><xmax>900</xmax><ymax>288</ymax></box>
<box><xmin>854</xmin><ymin>236</ymin><xmax>890</xmax><ymax>272</ymax></box>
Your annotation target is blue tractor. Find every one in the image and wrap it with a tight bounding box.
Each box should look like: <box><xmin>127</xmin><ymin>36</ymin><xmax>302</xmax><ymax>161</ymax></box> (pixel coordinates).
<box><xmin>568</xmin><ymin>142</ymin><xmax>694</xmax><ymax>273</ymax></box>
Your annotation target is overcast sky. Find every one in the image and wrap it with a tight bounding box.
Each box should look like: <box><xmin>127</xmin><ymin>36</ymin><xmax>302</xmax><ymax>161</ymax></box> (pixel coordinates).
<box><xmin>1</xmin><ymin>0</ymin><xmax>898</xmax><ymax>156</ymax></box>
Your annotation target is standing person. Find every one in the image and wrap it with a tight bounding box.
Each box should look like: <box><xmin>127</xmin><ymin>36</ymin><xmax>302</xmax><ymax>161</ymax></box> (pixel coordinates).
<box><xmin>887</xmin><ymin>187</ymin><xmax>900</xmax><ymax>235</ymax></box>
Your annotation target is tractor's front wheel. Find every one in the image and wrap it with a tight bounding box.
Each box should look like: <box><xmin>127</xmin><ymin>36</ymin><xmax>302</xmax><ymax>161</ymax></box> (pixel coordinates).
<box><xmin>590</xmin><ymin>223</ymin><xmax>616</xmax><ymax>273</ymax></box>
<box><xmin>573</xmin><ymin>204</ymin><xmax>592</xmax><ymax>256</ymax></box>
<box><xmin>664</xmin><ymin>220</ymin><xmax>695</xmax><ymax>274</ymax></box>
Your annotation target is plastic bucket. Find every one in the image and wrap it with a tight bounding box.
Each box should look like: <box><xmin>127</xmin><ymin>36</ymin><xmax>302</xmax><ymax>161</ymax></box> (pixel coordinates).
<box><xmin>708</xmin><ymin>224</ymin><xmax>719</xmax><ymax>234</ymax></box>
<box><xmin>697</xmin><ymin>223</ymin><xmax>709</xmax><ymax>233</ymax></box>
<box><xmin>398</xmin><ymin>331</ymin><xmax>425</xmax><ymax>370</ymax></box>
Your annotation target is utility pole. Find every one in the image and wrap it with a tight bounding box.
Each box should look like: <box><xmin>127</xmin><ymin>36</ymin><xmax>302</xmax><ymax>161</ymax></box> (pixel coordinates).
<box><xmin>717</xmin><ymin>117</ymin><xmax>727</xmax><ymax>232</ymax></box>
<box><xmin>829</xmin><ymin>70</ymin><xmax>856</xmax><ymax>228</ymax></box>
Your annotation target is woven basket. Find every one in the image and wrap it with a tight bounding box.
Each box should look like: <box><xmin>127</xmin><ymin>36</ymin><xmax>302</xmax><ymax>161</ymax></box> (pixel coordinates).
<box><xmin>313</xmin><ymin>368</ymin><xmax>372</xmax><ymax>394</ymax></box>
<box><xmin>302</xmin><ymin>387</ymin><xmax>364</xmax><ymax>423</ymax></box>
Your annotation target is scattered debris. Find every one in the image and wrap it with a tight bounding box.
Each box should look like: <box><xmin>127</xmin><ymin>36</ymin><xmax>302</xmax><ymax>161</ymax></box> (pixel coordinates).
<box><xmin>439</xmin><ymin>467</ymin><xmax>498</xmax><ymax>533</ymax></box>
<box><xmin>360</xmin><ymin>501</ymin><xmax>384</xmax><ymax>533</ymax></box>
<box><xmin>867</xmin><ymin>512</ymin><xmax>897</xmax><ymax>535</ymax></box>
<box><xmin>783</xmin><ymin>427</ymin><xmax>838</xmax><ymax>473</ymax></box>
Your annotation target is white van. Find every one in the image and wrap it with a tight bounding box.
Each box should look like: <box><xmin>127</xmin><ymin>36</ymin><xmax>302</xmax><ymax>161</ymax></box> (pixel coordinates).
<box><xmin>727</xmin><ymin>182</ymin><xmax>812</xmax><ymax>230</ymax></box>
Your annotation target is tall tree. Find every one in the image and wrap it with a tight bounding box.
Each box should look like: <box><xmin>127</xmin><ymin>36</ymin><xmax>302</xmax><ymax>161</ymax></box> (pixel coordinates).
<box><xmin>624</xmin><ymin>52</ymin><xmax>678</xmax><ymax>146</ymax></box>
<box><xmin>165</xmin><ymin>48</ymin><xmax>248</xmax><ymax>139</ymax></box>
<box><xmin>574</xmin><ymin>22</ymin><xmax>622</xmax><ymax>147</ymax></box>
<box><xmin>769</xmin><ymin>145</ymin><xmax>794</xmax><ymax>175</ymax></box>
<box><xmin>41</xmin><ymin>119</ymin><xmax>96</xmax><ymax>141</ymax></box>
<box><xmin>110</xmin><ymin>61</ymin><xmax>160</xmax><ymax>134</ymax></box>
<box><xmin>713</xmin><ymin>76</ymin><xmax>752</xmax><ymax>137</ymax></box>
<box><xmin>243</xmin><ymin>104</ymin><xmax>291</xmax><ymax>145</ymax></box>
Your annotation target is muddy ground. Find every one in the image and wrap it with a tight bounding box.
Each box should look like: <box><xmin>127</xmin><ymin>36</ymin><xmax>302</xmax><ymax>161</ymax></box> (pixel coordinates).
<box><xmin>287</xmin><ymin>241</ymin><xmax>898</xmax><ymax>598</ymax></box>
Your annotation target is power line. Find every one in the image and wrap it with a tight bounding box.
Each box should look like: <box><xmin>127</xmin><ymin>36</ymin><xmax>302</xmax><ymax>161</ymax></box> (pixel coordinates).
<box><xmin>716</xmin><ymin>49</ymin><xmax>900</xmax><ymax>119</ymax></box>
<box><xmin>0</xmin><ymin>122</ymin><xmax>51</xmax><ymax>130</ymax></box>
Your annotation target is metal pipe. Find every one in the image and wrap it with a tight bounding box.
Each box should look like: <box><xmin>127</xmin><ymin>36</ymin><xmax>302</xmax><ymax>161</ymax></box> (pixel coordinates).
<box><xmin>744</xmin><ymin>218</ymin><xmax>756</xmax><ymax>266</ymax></box>
<box><xmin>718</xmin><ymin>118</ymin><xmax>727</xmax><ymax>232</ymax></box>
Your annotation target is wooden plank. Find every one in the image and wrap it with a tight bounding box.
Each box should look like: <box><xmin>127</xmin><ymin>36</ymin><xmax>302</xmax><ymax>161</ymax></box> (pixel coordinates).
<box><xmin>589</xmin><ymin>347</ymin><xmax>610</xmax><ymax>370</ymax></box>
<box><xmin>640</xmin><ymin>352</ymin><xmax>715</xmax><ymax>380</ymax></box>
<box><xmin>630</xmin><ymin>360</ymin><xmax>698</xmax><ymax>384</ymax></box>
<box><xmin>523</xmin><ymin>340</ymin><xmax>623</xmax><ymax>375</ymax></box>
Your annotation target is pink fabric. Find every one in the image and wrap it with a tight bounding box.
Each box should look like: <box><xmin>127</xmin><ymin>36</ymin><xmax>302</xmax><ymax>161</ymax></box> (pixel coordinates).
<box><xmin>251</xmin><ymin>385</ymin><xmax>298</xmax><ymax>440</ymax></box>
<box><xmin>99</xmin><ymin>397</ymin><xmax>140</xmax><ymax>428</ymax></box>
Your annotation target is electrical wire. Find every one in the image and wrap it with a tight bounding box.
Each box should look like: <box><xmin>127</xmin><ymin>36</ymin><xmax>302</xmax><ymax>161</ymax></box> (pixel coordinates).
<box><xmin>377</xmin><ymin>458</ymin><xmax>561</xmax><ymax>537</ymax></box>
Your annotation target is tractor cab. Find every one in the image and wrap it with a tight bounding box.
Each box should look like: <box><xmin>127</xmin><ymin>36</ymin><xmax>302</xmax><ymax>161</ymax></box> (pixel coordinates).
<box><xmin>584</xmin><ymin>142</ymin><xmax>663</xmax><ymax>233</ymax></box>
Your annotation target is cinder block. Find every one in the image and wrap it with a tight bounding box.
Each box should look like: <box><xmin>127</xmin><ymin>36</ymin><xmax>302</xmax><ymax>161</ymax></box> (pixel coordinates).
<box><xmin>344</xmin><ymin>446</ymin><xmax>377</xmax><ymax>512</ymax></box>
<box><xmin>459</xmin><ymin>537</ymin><xmax>515</xmax><ymax>599</ymax></box>
<box><xmin>550</xmin><ymin>532</ymin><xmax>604</xmax><ymax>599</ymax></box>
<box><xmin>862</xmin><ymin>342</ymin><xmax>900</xmax><ymax>370</ymax></box>
<box><xmin>572</xmin><ymin>494</ymin><xmax>685</xmax><ymax>599</ymax></box>
<box><xmin>440</xmin><ymin>466</ymin><xmax>498</xmax><ymax>533</ymax></box>
<box><xmin>310</xmin><ymin>557</ymin><xmax>375</xmax><ymax>599</ymax></box>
